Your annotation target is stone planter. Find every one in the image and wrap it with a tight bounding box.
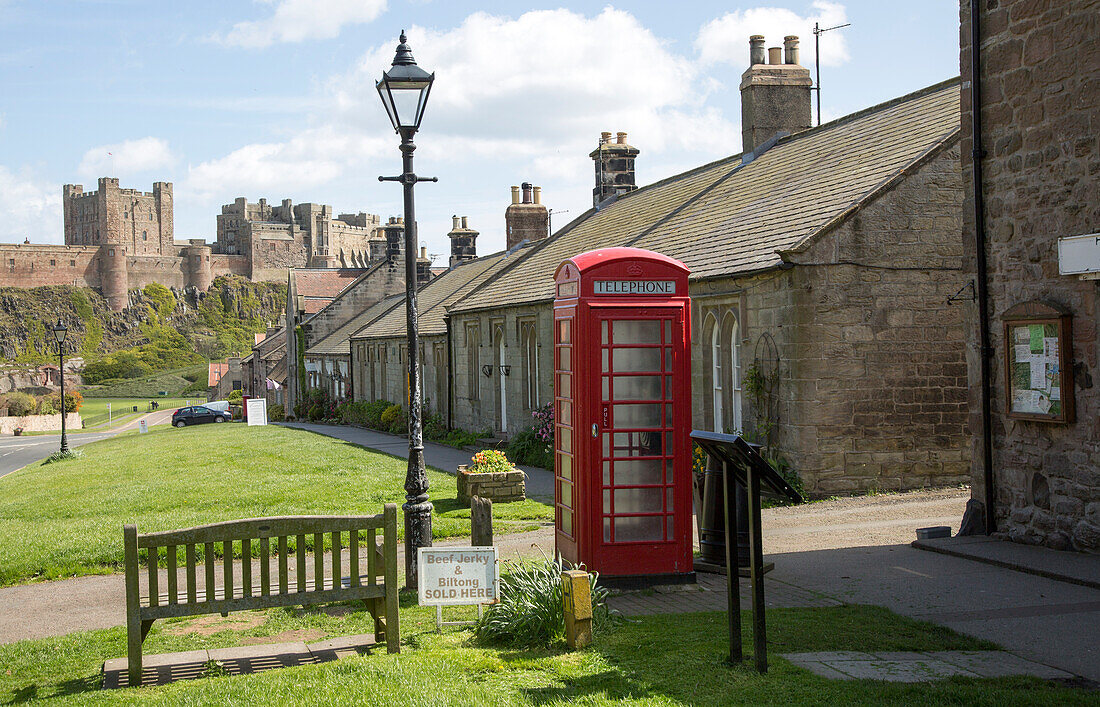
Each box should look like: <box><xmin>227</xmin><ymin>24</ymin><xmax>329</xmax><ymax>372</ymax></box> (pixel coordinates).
<box><xmin>13</xmin><ymin>429</ymin><xmax>22</xmax><ymax>437</ymax></box>
<box><xmin>456</xmin><ymin>465</ymin><xmax>526</xmax><ymax>503</ymax></box>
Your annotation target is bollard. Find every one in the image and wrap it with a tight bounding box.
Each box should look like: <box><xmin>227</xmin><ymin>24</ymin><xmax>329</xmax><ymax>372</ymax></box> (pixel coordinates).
<box><xmin>561</xmin><ymin>569</ymin><xmax>592</xmax><ymax>649</ymax></box>
<box><xmin>471</xmin><ymin>496</ymin><xmax>493</xmax><ymax>546</ymax></box>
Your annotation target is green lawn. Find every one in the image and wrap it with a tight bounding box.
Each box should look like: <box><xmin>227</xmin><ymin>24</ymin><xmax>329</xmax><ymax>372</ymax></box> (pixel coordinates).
<box><xmin>0</xmin><ymin>602</ymin><xmax>1088</xmax><ymax>705</ymax></box>
<box><xmin>78</xmin><ymin>398</ymin><xmax>194</xmax><ymax>430</ymax></box>
<box><xmin>80</xmin><ymin>364</ymin><xmax>209</xmax><ymax>399</ymax></box>
<box><xmin>0</xmin><ymin>424</ymin><xmax>551</xmax><ymax>585</ymax></box>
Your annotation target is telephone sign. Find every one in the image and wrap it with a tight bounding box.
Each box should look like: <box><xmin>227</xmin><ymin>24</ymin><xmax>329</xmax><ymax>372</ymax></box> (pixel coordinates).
<box><xmin>553</xmin><ymin>247</ymin><xmax>693</xmax><ymax>581</ymax></box>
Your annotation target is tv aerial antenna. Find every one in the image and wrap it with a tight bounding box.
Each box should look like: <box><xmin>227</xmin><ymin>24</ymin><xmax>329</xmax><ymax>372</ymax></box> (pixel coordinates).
<box><xmin>812</xmin><ymin>21</ymin><xmax>851</xmax><ymax>126</ymax></box>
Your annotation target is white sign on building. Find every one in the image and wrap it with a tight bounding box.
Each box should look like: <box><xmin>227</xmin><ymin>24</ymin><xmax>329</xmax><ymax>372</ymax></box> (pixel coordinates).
<box><xmin>1058</xmin><ymin>232</ymin><xmax>1100</xmax><ymax>277</ymax></box>
<box><xmin>246</xmin><ymin>398</ymin><xmax>268</xmax><ymax>426</ymax></box>
<box><xmin>417</xmin><ymin>547</ymin><xmax>499</xmax><ymax>606</ymax></box>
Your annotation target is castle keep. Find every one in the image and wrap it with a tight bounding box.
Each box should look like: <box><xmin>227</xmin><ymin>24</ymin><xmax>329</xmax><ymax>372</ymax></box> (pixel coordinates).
<box><xmin>0</xmin><ymin>178</ymin><xmax>390</xmax><ymax>311</ymax></box>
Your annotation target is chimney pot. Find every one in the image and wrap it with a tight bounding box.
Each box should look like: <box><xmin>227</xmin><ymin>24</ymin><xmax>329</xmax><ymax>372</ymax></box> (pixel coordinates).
<box><xmin>461</xmin><ymin>216</ymin><xmax>468</xmax><ymax>228</ymax></box>
<box><xmin>749</xmin><ymin>35</ymin><xmax>766</xmax><ymax>65</ymax></box>
<box><xmin>768</xmin><ymin>47</ymin><xmax>782</xmax><ymax>65</ymax></box>
<box><xmin>420</xmin><ymin>246</ymin><xmax>427</xmax><ymax>258</ymax></box>
<box><xmin>452</xmin><ymin>215</ymin><xmax>460</xmax><ymax>229</ymax></box>
<box><xmin>510</xmin><ymin>186</ymin><xmax>520</xmax><ymax>205</ymax></box>
<box><xmin>533</xmin><ymin>186</ymin><xmax>541</xmax><ymax>205</ymax></box>
<box><xmin>783</xmin><ymin>36</ymin><xmax>800</xmax><ymax>64</ymax></box>
<box><xmin>616</xmin><ymin>132</ymin><xmax>628</xmax><ymax>144</ymax></box>
<box><xmin>522</xmin><ymin>182</ymin><xmax>533</xmax><ymax>204</ymax></box>
<box><xmin>600</xmin><ymin>131</ymin><xmax>612</xmax><ymax>144</ymax></box>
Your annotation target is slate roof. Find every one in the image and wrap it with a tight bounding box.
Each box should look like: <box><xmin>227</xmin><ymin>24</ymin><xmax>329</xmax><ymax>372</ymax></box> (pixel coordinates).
<box><xmin>354</xmin><ymin>249</ymin><xmax>518</xmax><ymax>341</ymax></box>
<box><xmin>451</xmin><ymin>79</ymin><xmax>960</xmax><ymax>314</ymax></box>
<box><xmin>305</xmin><ymin>294</ymin><xmax>404</xmax><ymax>356</ymax></box>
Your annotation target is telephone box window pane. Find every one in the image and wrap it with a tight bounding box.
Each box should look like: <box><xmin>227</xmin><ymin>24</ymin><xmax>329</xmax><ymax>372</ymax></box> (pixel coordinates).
<box><xmin>561</xmin><ymin>482</ymin><xmax>572</xmax><ymax>508</ymax></box>
<box><xmin>559</xmin><ymin>319</ymin><xmax>571</xmax><ymax>344</ymax></box>
<box><xmin>602</xmin><ymin>434</ymin><xmax>609</xmax><ymax>457</ymax></box>
<box><xmin>603</xmin><ymin>489</ymin><xmax>611</xmax><ymax>513</ymax></box>
<box><xmin>602</xmin><ymin>377</ymin><xmax>610</xmax><ymax>399</ymax></box>
<box><xmin>666</xmin><ymin>515</ymin><xmax>674</xmax><ymax>539</ymax></box>
<box><xmin>612</xmin><ymin>459</ymin><xmax>662</xmax><ymax>486</ymax></box>
<box><xmin>601</xmin><ymin>320</ymin><xmax>608</xmax><ymax>345</ymax></box>
<box><xmin>559</xmin><ymin>373</ymin><xmax>571</xmax><ymax>397</ymax></box>
<box><xmin>602</xmin><ymin>349</ymin><xmax>609</xmax><ymax>370</ymax></box>
<box><xmin>665</xmin><ymin>403</ymin><xmax>674</xmax><ymax>426</ymax></box>
<box><xmin>614</xmin><ymin>516</ymin><xmax>662</xmax><ymax>542</ymax></box>
<box><xmin>615</xmin><ymin>488</ymin><xmax>663</xmax><ymax>514</ymax></box>
<box><xmin>664</xmin><ymin>348</ymin><xmax>673</xmax><ymax>371</ymax></box>
<box><xmin>614</xmin><ymin>403</ymin><xmax>662</xmax><ymax>428</ymax></box>
<box><xmin>664</xmin><ymin>320</ymin><xmax>671</xmax><ymax>342</ymax></box>
<box><xmin>560</xmin><ymin>453</ymin><xmax>572</xmax><ymax>481</ymax></box>
<box><xmin>560</xmin><ymin>401</ymin><xmax>572</xmax><ymax>425</ymax></box>
<box><xmin>612</xmin><ymin>375</ymin><xmax>661</xmax><ymax>401</ymax></box>
<box><xmin>666</xmin><ymin>487</ymin><xmax>674</xmax><ymax>512</ymax></box>
<box><xmin>613</xmin><ymin>320</ymin><xmax>661</xmax><ymax>344</ymax></box>
<box><xmin>560</xmin><ymin>427</ymin><xmax>572</xmax><ymax>453</ymax></box>
<box><xmin>613</xmin><ymin>348</ymin><xmax>662</xmax><ymax>372</ymax></box>
<box><xmin>562</xmin><ymin>510</ymin><xmax>573</xmax><ymax>535</ymax></box>
<box><xmin>602</xmin><ymin>461</ymin><xmax>610</xmax><ymax>485</ymax></box>
<box><xmin>604</xmin><ymin>517</ymin><xmax>611</xmax><ymax>542</ymax></box>
<box><xmin>612</xmin><ymin>431</ymin><xmax>662</xmax><ymax>457</ymax></box>
<box><xmin>559</xmin><ymin>347</ymin><xmax>571</xmax><ymax>371</ymax></box>
<box><xmin>664</xmin><ymin>459</ymin><xmax>674</xmax><ymax>484</ymax></box>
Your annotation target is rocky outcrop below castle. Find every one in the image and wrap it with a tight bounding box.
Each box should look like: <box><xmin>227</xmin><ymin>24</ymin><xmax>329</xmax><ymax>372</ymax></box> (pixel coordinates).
<box><xmin>0</xmin><ymin>276</ymin><xmax>286</xmax><ymax>364</ymax></box>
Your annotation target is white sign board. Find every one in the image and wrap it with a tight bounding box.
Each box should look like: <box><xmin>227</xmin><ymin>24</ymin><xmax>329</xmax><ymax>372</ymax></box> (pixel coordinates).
<box><xmin>417</xmin><ymin>547</ymin><xmax>499</xmax><ymax>606</ymax></box>
<box><xmin>138</xmin><ymin>419</ymin><xmax>148</xmax><ymax>434</ymax></box>
<box><xmin>593</xmin><ymin>279</ymin><xmax>677</xmax><ymax>295</ymax></box>
<box><xmin>1058</xmin><ymin>233</ymin><xmax>1100</xmax><ymax>275</ymax></box>
<box><xmin>246</xmin><ymin>398</ymin><xmax>268</xmax><ymax>426</ymax></box>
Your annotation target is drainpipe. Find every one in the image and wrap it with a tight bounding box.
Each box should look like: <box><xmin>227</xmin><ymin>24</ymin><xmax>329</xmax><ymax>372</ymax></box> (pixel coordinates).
<box><xmin>444</xmin><ymin>312</ymin><xmax>454</xmax><ymax>431</ymax></box>
<box><xmin>348</xmin><ymin>349</ymin><xmax>355</xmax><ymax>403</ymax></box>
<box><xmin>970</xmin><ymin>0</ymin><xmax>996</xmax><ymax>535</ymax></box>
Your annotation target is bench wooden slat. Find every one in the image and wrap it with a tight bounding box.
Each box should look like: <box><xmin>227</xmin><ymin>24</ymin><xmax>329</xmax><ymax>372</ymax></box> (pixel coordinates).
<box><xmin>278</xmin><ymin>536</ymin><xmax>288</xmax><ymax>595</ymax></box>
<box><xmin>186</xmin><ymin>544</ymin><xmax>197</xmax><ymax>604</ymax></box>
<box><xmin>367</xmin><ymin>528</ymin><xmax>376</xmax><ymax>586</ymax></box>
<box><xmin>223</xmin><ymin>540</ymin><xmax>234</xmax><ymax>601</ymax></box>
<box><xmin>260</xmin><ymin>537</ymin><xmax>270</xmax><ymax>597</ymax></box>
<box><xmin>242</xmin><ymin>539</ymin><xmax>252</xmax><ymax>598</ymax></box>
<box><xmin>383</xmin><ymin>505</ymin><xmax>399</xmax><ymax>654</ymax></box>
<box><xmin>138</xmin><ymin>515</ymin><xmax>386</xmax><ymax>547</ymax></box>
<box><xmin>140</xmin><ymin>582</ymin><xmax>386</xmax><ymax>621</ymax></box>
<box><xmin>204</xmin><ymin>542</ymin><xmax>215</xmax><ymax>603</ymax></box>
<box><xmin>296</xmin><ymin>534</ymin><xmax>306</xmax><ymax>593</ymax></box>
<box><xmin>350</xmin><ymin>530</ymin><xmax>359</xmax><ymax>588</ymax></box>
<box><xmin>148</xmin><ymin>549</ymin><xmax>159</xmax><ymax>608</ymax></box>
<box><xmin>166</xmin><ymin>545</ymin><xmax>178</xmax><ymax>605</ymax></box>
<box><xmin>313</xmin><ymin>533</ymin><xmax>323</xmax><ymax>592</ymax></box>
<box><xmin>332</xmin><ymin>531</ymin><xmax>341</xmax><ymax>591</ymax></box>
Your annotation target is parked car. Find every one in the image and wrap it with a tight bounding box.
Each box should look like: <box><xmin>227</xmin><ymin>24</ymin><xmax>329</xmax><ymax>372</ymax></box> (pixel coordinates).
<box><xmin>172</xmin><ymin>406</ymin><xmax>227</xmax><ymax>427</ymax></box>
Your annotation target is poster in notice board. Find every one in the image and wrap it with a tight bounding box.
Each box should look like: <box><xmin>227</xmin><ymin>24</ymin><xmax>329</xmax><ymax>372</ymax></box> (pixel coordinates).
<box><xmin>1002</xmin><ymin>301</ymin><xmax>1074</xmax><ymax>424</ymax></box>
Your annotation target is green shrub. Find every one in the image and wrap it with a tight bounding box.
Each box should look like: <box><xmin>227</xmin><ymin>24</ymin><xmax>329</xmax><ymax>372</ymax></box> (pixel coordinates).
<box><xmin>3</xmin><ymin>392</ymin><xmax>37</xmax><ymax>417</ymax></box>
<box><xmin>38</xmin><ymin>397</ymin><xmax>59</xmax><ymax>415</ymax></box>
<box><xmin>268</xmin><ymin>403</ymin><xmax>285</xmax><ymax>422</ymax></box>
<box><xmin>364</xmin><ymin>399</ymin><xmax>392</xmax><ymax>428</ymax></box>
<box><xmin>380</xmin><ymin>404</ymin><xmax>406</xmax><ymax>434</ymax></box>
<box><xmin>227</xmin><ymin>389</ymin><xmax>244</xmax><ymax>403</ymax></box>
<box><xmin>307</xmin><ymin>404</ymin><xmax>324</xmax><ymax>422</ymax></box>
<box><xmin>475</xmin><ymin>556</ymin><xmax>614</xmax><ymax>648</ymax></box>
<box><xmin>505</xmin><ymin>428</ymin><xmax>555</xmax><ymax>470</ymax></box>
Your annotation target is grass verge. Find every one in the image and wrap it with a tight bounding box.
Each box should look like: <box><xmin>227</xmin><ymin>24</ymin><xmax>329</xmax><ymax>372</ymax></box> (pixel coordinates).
<box><xmin>0</xmin><ymin>603</ymin><xmax>1088</xmax><ymax>705</ymax></box>
<box><xmin>0</xmin><ymin>424</ymin><xmax>550</xmax><ymax>585</ymax></box>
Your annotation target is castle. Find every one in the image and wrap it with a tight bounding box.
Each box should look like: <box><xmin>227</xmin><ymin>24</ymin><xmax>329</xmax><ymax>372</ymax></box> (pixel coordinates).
<box><xmin>0</xmin><ymin>177</ymin><xmax>389</xmax><ymax>310</ymax></box>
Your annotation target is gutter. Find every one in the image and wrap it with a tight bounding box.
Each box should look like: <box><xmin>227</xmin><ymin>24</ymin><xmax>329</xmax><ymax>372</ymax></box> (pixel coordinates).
<box><xmin>970</xmin><ymin>0</ymin><xmax>996</xmax><ymax>534</ymax></box>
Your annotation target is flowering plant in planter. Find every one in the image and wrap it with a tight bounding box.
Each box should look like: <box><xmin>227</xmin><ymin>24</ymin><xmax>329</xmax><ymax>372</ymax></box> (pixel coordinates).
<box><xmin>13</xmin><ymin>426</ymin><xmax>25</xmax><ymax>436</ymax></box>
<box><xmin>467</xmin><ymin>449</ymin><xmax>513</xmax><ymax>474</ymax></box>
<box><xmin>532</xmin><ymin>403</ymin><xmax>554</xmax><ymax>453</ymax></box>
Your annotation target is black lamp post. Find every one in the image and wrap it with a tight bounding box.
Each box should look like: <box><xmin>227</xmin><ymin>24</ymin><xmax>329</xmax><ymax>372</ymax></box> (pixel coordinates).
<box><xmin>377</xmin><ymin>30</ymin><xmax>437</xmax><ymax>589</ymax></box>
<box><xmin>52</xmin><ymin>319</ymin><xmax>69</xmax><ymax>454</ymax></box>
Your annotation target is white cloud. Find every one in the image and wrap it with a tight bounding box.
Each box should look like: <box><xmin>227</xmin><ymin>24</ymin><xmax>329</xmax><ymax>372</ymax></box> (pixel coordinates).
<box><xmin>78</xmin><ymin>137</ymin><xmax>177</xmax><ymax>179</ymax></box>
<box><xmin>215</xmin><ymin>0</ymin><xmax>387</xmax><ymax>49</ymax></box>
<box><xmin>0</xmin><ymin>166</ymin><xmax>62</xmax><ymax>244</ymax></box>
<box><xmin>696</xmin><ymin>1</ymin><xmax>850</xmax><ymax>68</ymax></box>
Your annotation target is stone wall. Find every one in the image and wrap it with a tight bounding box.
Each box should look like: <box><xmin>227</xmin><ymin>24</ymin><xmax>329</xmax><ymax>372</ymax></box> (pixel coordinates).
<box><xmin>1</xmin><ymin>413</ymin><xmax>81</xmax><ymax>435</ymax></box>
<box><xmin>960</xmin><ymin>0</ymin><xmax>1100</xmax><ymax>552</ymax></box>
<box><xmin>0</xmin><ymin>245</ymin><xmax>100</xmax><ymax>289</ymax></box>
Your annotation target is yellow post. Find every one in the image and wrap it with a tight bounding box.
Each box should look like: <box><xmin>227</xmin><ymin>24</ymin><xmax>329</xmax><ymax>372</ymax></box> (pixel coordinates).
<box><xmin>561</xmin><ymin>569</ymin><xmax>593</xmax><ymax>649</ymax></box>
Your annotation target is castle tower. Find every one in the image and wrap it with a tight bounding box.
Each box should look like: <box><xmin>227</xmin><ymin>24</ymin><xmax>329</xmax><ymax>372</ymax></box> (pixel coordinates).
<box><xmin>186</xmin><ymin>242</ymin><xmax>213</xmax><ymax>291</ymax></box>
<box><xmin>98</xmin><ymin>244</ymin><xmax>129</xmax><ymax>311</ymax></box>
<box><xmin>154</xmin><ymin>182</ymin><xmax>174</xmax><ymax>254</ymax></box>
<box><xmin>590</xmin><ymin>132</ymin><xmax>639</xmax><ymax>207</ymax></box>
<box><xmin>447</xmin><ymin>215</ymin><xmax>478</xmax><ymax>267</ymax></box>
<box><xmin>504</xmin><ymin>183</ymin><xmax>548</xmax><ymax>249</ymax></box>
<box><xmin>740</xmin><ymin>35</ymin><xmax>812</xmax><ymax>153</ymax></box>
<box><xmin>384</xmin><ymin>217</ymin><xmax>405</xmax><ymax>263</ymax></box>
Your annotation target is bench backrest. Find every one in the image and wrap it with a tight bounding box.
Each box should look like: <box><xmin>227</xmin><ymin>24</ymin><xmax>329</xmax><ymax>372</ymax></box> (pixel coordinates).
<box><xmin>124</xmin><ymin>504</ymin><xmax>398</xmax><ymax>621</ymax></box>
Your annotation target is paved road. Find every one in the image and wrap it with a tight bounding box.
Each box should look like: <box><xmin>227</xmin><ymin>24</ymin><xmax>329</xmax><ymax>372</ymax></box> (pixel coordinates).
<box><xmin>0</xmin><ymin>407</ymin><xmax>177</xmax><ymax>479</ymax></box>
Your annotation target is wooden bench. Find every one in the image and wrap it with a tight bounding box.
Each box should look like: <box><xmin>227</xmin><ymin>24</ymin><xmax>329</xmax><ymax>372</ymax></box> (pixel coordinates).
<box><xmin>124</xmin><ymin>504</ymin><xmax>400</xmax><ymax>687</ymax></box>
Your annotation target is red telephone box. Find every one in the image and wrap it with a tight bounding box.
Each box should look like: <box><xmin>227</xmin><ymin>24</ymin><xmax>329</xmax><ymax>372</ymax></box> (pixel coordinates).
<box><xmin>553</xmin><ymin>247</ymin><xmax>693</xmax><ymax>581</ymax></box>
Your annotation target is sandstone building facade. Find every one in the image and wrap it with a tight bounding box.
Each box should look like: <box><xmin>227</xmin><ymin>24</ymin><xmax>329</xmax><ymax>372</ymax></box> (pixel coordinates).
<box><xmin>960</xmin><ymin>0</ymin><xmax>1099</xmax><ymax>552</ymax></box>
<box><xmin>0</xmin><ymin>178</ymin><xmax>388</xmax><ymax>311</ymax></box>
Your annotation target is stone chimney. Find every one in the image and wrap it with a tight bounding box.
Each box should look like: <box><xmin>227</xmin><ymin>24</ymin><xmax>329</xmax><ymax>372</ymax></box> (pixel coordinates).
<box><xmin>590</xmin><ymin>131</ymin><xmax>639</xmax><ymax>207</ymax></box>
<box><xmin>448</xmin><ymin>215</ymin><xmax>478</xmax><ymax>267</ymax></box>
<box><xmin>505</xmin><ymin>182</ymin><xmax>549</xmax><ymax>250</ymax></box>
<box><xmin>740</xmin><ymin>34</ymin><xmax>812</xmax><ymax>153</ymax></box>
<box><xmin>383</xmin><ymin>216</ymin><xmax>404</xmax><ymax>263</ymax></box>
<box><xmin>416</xmin><ymin>245</ymin><xmax>432</xmax><ymax>286</ymax></box>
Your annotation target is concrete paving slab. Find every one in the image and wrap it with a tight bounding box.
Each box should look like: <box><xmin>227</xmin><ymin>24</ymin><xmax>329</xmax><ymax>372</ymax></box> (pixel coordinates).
<box><xmin>826</xmin><ymin>657</ymin><xmax>979</xmax><ymax>682</ymax></box>
<box><xmin>782</xmin><ymin>650</ymin><xmax>1075</xmax><ymax>683</ymax></box>
<box><xmin>927</xmin><ymin>650</ymin><xmax>1075</xmax><ymax>679</ymax></box>
<box><xmin>913</xmin><ymin>535</ymin><xmax>1100</xmax><ymax>590</ymax></box>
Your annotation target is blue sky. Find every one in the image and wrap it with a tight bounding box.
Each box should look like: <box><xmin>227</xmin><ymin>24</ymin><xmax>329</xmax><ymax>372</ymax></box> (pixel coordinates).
<box><xmin>0</xmin><ymin>0</ymin><xmax>961</xmax><ymax>262</ymax></box>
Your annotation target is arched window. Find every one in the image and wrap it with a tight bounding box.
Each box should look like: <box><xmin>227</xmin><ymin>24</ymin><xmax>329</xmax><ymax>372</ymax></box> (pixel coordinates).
<box><xmin>726</xmin><ymin>314</ymin><xmax>742</xmax><ymax>433</ymax></box>
<box><xmin>142</xmin><ymin>231</ymin><xmax>147</xmax><ymax>241</ymax></box>
<box><xmin>710</xmin><ymin>321</ymin><xmax>723</xmax><ymax>433</ymax></box>
<box><xmin>521</xmin><ymin>321</ymin><xmax>539</xmax><ymax>409</ymax></box>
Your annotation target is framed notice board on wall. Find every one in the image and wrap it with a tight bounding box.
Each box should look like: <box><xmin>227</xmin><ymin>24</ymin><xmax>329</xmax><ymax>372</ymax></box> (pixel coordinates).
<box><xmin>1002</xmin><ymin>300</ymin><xmax>1074</xmax><ymax>423</ymax></box>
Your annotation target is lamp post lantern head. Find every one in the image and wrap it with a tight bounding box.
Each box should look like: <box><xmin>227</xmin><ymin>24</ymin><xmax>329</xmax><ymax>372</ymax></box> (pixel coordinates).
<box><xmin>52</xmin><ymin>319</ymin><xmax>67</xmax><ymax>345</ymax></box>
<box><xmin>376</xmin><ymin>31</ymin><xmax>434</xmax><ymax>134</ymax></box>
